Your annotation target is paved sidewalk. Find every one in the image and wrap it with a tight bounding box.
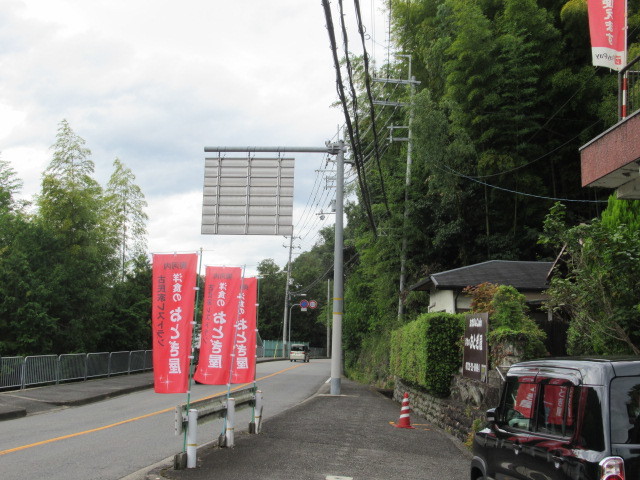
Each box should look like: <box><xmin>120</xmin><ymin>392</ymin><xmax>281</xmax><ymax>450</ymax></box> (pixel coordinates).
<box><xmin>0</xmin><ymin>358</ymin><xmax>281</xmax><ymax>421</ymax></box>
<box><xmin>146</xmin><ymin>378</ymin><xmax>471</xmax><ymax>480</ymax></box>
<box><xmin>0</xmin><ymin>372</ymin><xmax>154</xmax><ymax>420</ymax></box>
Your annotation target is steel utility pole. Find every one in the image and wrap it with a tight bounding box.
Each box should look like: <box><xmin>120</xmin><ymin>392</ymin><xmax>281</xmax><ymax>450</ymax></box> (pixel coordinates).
<box><xmin>203</xmin><ymin>143</ymin><xmax>347</xmax><ymax>394</ymax></box>
<box><xmin>282</xmin><ymin>234</ymin><xmax>294</xmax><ymax>357</ymax></box>
<box><xmin>326</xmin><ymin>279</ymin><xmax>331</xmax><ymax>358</ymax></box>
<box><xmin>330</xmin><ymin>140</ymin><xmax>345</xmax><ymax>395</ymax></box>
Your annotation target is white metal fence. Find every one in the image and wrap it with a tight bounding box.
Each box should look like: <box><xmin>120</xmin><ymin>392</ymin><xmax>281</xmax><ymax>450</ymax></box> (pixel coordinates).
<box><xmin>0</xmin><ymin>350</ymin><xmax>152</xmax><ymax>390</ymax></box>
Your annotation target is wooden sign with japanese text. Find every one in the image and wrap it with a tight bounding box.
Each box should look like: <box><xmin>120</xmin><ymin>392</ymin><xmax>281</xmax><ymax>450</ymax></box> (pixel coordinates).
<box><xmin>463</xmin><ymin>313</ymin><xmax>488</xmax><ymax>382</ymax></box>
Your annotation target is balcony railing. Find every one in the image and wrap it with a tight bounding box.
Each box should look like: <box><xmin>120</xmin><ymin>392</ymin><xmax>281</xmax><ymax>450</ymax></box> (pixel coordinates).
<box><xmin>619</xmin><ymin>54</ymin><xmax>640</xmax><ymax>120</ymax></box>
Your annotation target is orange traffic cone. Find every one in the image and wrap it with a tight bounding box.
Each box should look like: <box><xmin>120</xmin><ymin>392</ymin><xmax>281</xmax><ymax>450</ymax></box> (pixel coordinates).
<box><xmin>395</xmin><ymin>392</ymin><xmax>415</xmax><ymax>429</ymax></box>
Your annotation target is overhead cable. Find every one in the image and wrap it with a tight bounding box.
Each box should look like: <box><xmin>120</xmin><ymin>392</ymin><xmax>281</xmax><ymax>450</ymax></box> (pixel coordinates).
<box><xmin>322</xmin><ymin>0</ymin><xmax>378</xmax><ymax>236</ymax></box>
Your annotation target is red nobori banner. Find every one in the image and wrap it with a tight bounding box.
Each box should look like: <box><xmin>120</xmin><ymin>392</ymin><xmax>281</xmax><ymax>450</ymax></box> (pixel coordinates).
<box><xmin>231</xmin><ymin>277</ymin><xmax>258</xmax><ymax>384</ymax></box>
<box><xmin>152</xmin><ymin>253</ymin><xmax>198</xmax><ymax>393</ymax></box>
<box><xmin>588</xmin><ymin>0</ymin><xmax>627</xmax><ymax>70</ymax></box>
<box><xmin>194</xmin><ymin>266</ymin><xmax>243</xmax><ymax>385</ymax></box>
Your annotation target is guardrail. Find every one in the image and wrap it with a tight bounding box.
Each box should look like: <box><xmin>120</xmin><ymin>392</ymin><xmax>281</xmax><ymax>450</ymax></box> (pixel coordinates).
<box><xmin>174</xmin><ymin>385</ymin><xmax>258</xmax><ymax>435</ymax></box>
<box><xmin>0</xmin><ymin>350</ymin><xmax>153</xmax><ymax>390</ymax></box>
<box><xmin>174</xmin><ymin>385</ymin><xmax>264</xmax><ymax>469</ymax></box>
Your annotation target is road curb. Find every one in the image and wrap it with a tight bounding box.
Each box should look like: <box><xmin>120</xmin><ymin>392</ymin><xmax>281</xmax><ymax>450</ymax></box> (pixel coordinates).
<box><xmin>0</xmin><ymin>404</ymin><xmax>26</xmax><ymax>421</ymax></box>
<box><xmin>49</xmin><ymin>382</ymin><xmax>156</xmax><ymax>407</ymax></box>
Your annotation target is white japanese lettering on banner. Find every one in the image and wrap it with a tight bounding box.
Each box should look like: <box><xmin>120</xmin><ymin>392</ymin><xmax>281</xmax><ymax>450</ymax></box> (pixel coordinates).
<box><xmin>235</xmin><ymin>290</ymin><xmax>249</xmax><ymax>370</ymax></box>
<box><xmin>231</xmin><ymin>277</ymin><xmax>258</xmax><ymax>384</ymax></box>
<box><xmin>208</xmin><ymin>279</ymin><xmax>229</xmax><ymax>369</ymax></box>
<box><xmin>194</xmin><ymin>266</ymin><xmax>242</xmax><ymax>385</ymax></box>
<box><xmin>587</xmin><ymin>0</ymin><xmax>627</xmax><ymax>70</ymax></box>
<box><xmin>168</xmin><ymin>272</ymin><xmax>185</xmax><ymax>374</ymax></box>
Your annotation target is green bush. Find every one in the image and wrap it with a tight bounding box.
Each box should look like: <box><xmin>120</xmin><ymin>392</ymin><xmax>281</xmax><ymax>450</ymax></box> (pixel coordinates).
<box><xmin>488</xmin><ymin>285</ymin><xmax>547</xmax><ymax>364</ymax></box>
<box><xmin>390</xmin><ymin>312</ymin><xmax>464</xmax><ymax>396</ymax></box>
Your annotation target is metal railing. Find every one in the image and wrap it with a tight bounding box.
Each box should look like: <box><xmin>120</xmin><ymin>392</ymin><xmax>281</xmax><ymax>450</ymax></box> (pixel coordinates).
<box><xmin>0</xmin><ymin>350</ymin><xmax>153</xmax><ymax>391</ymax></box>
<box><xmin>619</xmin><ymin>54</ymin><xmax>640</xmax><ymax>120</ymax></box>
<box><xmin>1</xmin><ymin>342</ymin><xmax>327</xmax><ymax>391</ymax></box>
<box><xmin>259</xmin><ymin>340</ymin><xmax>327</xmax><ymax>359</ymax></box>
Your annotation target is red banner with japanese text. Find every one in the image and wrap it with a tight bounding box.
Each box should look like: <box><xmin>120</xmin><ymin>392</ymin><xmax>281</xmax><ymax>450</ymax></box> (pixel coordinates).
<box><xmin>151</xmin><ymin>253</ymin><xmax>198</xmax><ymax>393</ymax></box>
<box><xmin>588</xmin><ymin>0</ymin><xmax>627</xmax><ymax>70</ymax></box>
<box><xmin>194</xmin><ymin>266</ymin><xmax>243</xmax><ymax>385</ymax></box>
<box><xmin>231</xmin><ymin>277</ymin><xmax>258</xmax><ymax>384</ymax></box>
<box><xmin>514</xmin><ymin>377</ymin><xmax>537</xmax><ymax>418</ymax></box>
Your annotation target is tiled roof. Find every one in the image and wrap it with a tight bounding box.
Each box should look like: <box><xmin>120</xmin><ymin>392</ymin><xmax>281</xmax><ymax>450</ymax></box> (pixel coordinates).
<box><xmin>410</xmin><ymin>260</ymin><xmax>553</xmax><ymax>292</ymax></box>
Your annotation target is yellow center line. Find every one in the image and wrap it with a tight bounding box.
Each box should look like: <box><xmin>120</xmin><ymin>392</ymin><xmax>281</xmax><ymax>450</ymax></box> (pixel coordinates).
<box><xmin>0</xmin><ymin>363</ymin><xmax>304</xmax><ymax>456</ymax></box>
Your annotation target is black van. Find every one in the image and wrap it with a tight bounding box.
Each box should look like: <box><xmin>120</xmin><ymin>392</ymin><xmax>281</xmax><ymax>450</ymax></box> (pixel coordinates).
<box><xmin>471</xmin><ymin>357</ymin><xmax>640</xmax><ymax>480</ymax></box>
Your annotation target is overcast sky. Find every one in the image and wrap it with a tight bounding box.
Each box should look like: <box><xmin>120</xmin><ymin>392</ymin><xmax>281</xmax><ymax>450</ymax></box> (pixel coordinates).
<box><xmin>0</xmin><ymin>0</ymin><xmax>390</xmax><ymax>276</ymax></box>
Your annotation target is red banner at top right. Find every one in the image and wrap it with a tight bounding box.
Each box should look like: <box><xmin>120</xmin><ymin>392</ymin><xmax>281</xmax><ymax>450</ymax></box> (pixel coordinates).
<box><xmin>588</xmin><ymin>0</ymin><xmax>627</xmax><ymax>71</ymax></box>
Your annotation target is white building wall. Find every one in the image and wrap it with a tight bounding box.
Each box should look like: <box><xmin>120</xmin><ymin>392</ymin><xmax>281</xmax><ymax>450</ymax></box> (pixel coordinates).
<box><xmin>428</xmin><ymin>289</ymin><xmax>456</xmax><ymax>314</ymax></box>
<box><xmin>428</xmin><ymin>288</ymin><xmax>549</xmax><ymax>315</ymax></box>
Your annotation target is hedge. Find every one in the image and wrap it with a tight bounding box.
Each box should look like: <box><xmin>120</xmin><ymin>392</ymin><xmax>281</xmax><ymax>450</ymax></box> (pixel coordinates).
<box><xmin>390</xmin><ymin>312</ymin><xmax>464</xmax><ymax>396</ymax></box>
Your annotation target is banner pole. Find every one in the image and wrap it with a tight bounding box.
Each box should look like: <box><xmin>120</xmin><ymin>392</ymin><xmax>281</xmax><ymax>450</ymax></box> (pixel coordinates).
<box><xmin>251</xmin><ymin>277</ymin><xmax>260</xmax><ymax>426</ymax></box>
<box><xmin>183</xmin><ymin>248</ymin><xmax>203</xmax><ymax>453</ymax></box>
<box><xmin>221</xmin><ymin>266</ymin><xmax>247</xmax><ymax>439</ymax></box>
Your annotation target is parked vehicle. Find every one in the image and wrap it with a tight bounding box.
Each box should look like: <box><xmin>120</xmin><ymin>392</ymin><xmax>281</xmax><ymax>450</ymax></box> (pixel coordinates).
<box><xmin>471</xmin><ymin>357</ymin><xmax>640</xmax><ymax>480</ymax></box>
<box><xmin>289</xmin><ymin>344</ymin><xmax>310</xmax><ymax>363</ymax></box>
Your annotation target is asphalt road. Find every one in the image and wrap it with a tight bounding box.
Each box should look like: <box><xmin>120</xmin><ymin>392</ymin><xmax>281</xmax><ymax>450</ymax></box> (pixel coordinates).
<box><xmin>0</xmin><ymin>360</ymin><xmax>330</xmax><ymax>480</ymax></box>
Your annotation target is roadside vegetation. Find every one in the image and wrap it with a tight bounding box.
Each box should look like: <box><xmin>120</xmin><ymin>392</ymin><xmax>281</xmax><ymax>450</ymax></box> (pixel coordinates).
<box><xmin>0</xmin><ymin>120</ymin><xmax>151</xmax><ymax>355</ymax></box>
<box><xmin>4</xmin><ymin>1</ymin><xmax>640</xmax><ymax>390</ymax></box>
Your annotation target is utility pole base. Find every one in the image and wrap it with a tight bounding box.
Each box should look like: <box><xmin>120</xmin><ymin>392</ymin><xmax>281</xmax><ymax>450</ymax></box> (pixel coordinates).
<box><xmin>173</xmin><ymin>452</ymin><xmax>187</xmax><ymax>470</ymax></box>
<box><xmin>330</xmin><ymin>377</ymin><xmax>341</xmax><ymax>396</ymax></box>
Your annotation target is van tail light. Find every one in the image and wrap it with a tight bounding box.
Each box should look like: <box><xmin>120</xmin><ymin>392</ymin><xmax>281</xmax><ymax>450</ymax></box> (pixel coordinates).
<box><xmin>600</xmin><ymin>456</ymin><xmax>625</xmax><ymax>480</ymax></box>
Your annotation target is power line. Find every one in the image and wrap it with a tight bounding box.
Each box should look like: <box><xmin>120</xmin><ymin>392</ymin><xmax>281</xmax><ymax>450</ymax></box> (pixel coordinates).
<box><xmin>338</xmin><ymin>0</ymin><xmax>378</xmax><ymax>220</ymax></box>
<box><xmin>294</xmin><ymin>155</ymin><xmax>327</xmax><ymax>230</ymax></box>
<box><xmin>437</xmin><ymin>163</ymin><xmax>607</xmax><ymax>204</ymax></box>
<box><xmin>322</xmin><ymin>0</ymin><xmax>378</xmax><ymax>236</ymax></box>
<box><xmin>354</xmin><ymin>0</ymin><xmax>391</xmax><ymax>215</ymax></box>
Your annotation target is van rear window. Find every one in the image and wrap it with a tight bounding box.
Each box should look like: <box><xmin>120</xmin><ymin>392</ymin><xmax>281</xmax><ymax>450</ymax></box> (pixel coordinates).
<box><xmin>610</xmin><ymin>377</ymin><xmax>640</xmax><ymax>444</ymax></box>
<box><xmin>536</xmin><ymin>380</ymin><xmax>577</xmax><ymax>437</ymax></box>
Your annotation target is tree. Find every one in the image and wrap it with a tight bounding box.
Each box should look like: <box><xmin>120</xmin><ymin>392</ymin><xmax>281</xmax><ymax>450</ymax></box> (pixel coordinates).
<box><xmin>36</xmin><ymin>119</ymin><xmax>118</xmax><ymax>352</ymax></box>
<box><xmin>0</xmin><ymin>161</ymin><xmax>59</xmax><ymax>354</ymax></box>
<box><xmin>105</xmin><ymin>158</ymin><xmax>149</xmax><ymax>280</ymax></box>
<box><xmin>0</xmin><ymin>215</ymin><xmax>61</xmax><ymax>354</ymax></box>
<box><xmin>0</xmin><ymin>158</ymin><xmax>23</xmax><ymax>210</ymax></box>
<box><xmin>601</xmin><ymin>194</ymin><xmax>640</xmax><ymax>233</ymax></box>
<box><xmin>541</xmin><ymin>202</ymin><xmax>640</xmax><ymax>355</ymax></box>
<box><xmin>0</xmin><ymin>123</ymin><xmax>155</xmax><ymax>355</ymax></box>
<box><xmin>256</xmin><ymin>259</ymin><xmax>287</xmax><ymax>341</ymax></box>
<box><xmin>98</xmin><ymin>254</ymin><xmax>152</xmax><ymax>351</ymax></box>
<box><xmin>337</xmin><ymin>0</ymin><xmax>622</xmax><ymax>381</ymax></box>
